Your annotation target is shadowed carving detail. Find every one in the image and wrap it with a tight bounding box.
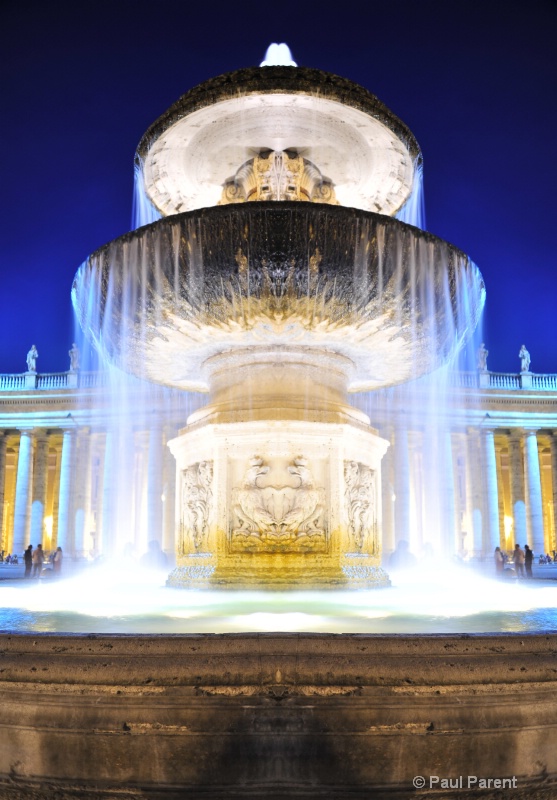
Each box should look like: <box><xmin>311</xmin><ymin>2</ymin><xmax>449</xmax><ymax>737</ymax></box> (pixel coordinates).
<box><xmin>231</xmin><ymin>456</ymin><xmax>326</xmax><ymax>552</ymax></box>
<box><xmin>344</xmin><ymin>460</ymin><xmax>377</xmax><ymax>553</ymax></box>
<box><xmin>180</xmin><ymin>461</ymin><xmax>213</xmax><ymax>552</ymax></box>
<box><xmin>220</xmin><ymin>150</ymin><xmax>338</xmax><ymax>205</ymax></box>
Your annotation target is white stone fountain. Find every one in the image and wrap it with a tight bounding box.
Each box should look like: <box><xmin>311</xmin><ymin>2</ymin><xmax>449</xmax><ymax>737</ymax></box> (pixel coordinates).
<box><xmin>72</xmin><ymin>47</ymin><xmax>484</xmax><ymax>589</ymax></box>
<box><xmin>4</xmin><ymin>48</ymin><xmax>555</xmax><ymax>800</ymax></box>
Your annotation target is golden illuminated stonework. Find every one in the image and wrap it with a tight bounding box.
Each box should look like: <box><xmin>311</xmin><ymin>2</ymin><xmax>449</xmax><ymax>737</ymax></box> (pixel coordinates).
<box><xmin>219</xmin><ymin>150</ymin><xmax>338</xmax><ymax>205</ymax></box>
<box><xmin>166</xmin><ymin>419</ymin><xmax>390</xmax><ymax>589</ymax></box>
<box><xmin>73</xmin><ymin>62</ymin><xmax>484</xmax><ymax>590</ymax></box>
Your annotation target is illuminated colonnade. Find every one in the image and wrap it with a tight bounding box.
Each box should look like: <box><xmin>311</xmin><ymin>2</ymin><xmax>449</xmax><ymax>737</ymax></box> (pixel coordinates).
<box><xmin>0</xmin><ymin>412</ymin><xmax>181</xmax><ymax>561</ymax></box>
<box><xmin>0</xmin><ymin>374</ymin><xmax>556</xmax><ymax>562</ymax></box>
<box><xmin>378</xmin><ymin>424</ymin><xmax>556</xmax><ymax>559</ymax></box>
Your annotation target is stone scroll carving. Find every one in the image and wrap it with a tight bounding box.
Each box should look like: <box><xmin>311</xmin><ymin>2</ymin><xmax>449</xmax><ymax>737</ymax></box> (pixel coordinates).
<box><xmin>344</xmin><ymin>461</ymin><xmax>377</xmax><ymax>553</ymax></box>
<box><xmin>220</xmin><ymin>150</ymin><xmax>338</xmax><ymax>205</ymax></box>
<box><xmin>231</xmin><ymin>456</ymin><xmax>326</xmax><ymax>551</ymax></box>
<box><xmin>180</xmin><ymin>461</ymin><xmax>213</xmax><ymax>552</ymax></box>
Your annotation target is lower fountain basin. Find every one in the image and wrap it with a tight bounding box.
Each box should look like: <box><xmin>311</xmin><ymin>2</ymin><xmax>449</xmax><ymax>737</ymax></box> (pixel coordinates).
<box><xmin>1</xmin><ymin>569</ymin><xmax>555</xmax><ymax>796</ymax></box>
<box><xmin>72</xmin><ymin>203</ymin><xmax>485</xmax><ymax>391</ymax></box>
<box><xmin>0</xmin><ymin>629</ymin><xmax>555</xmax><ymax>799</ymax></box>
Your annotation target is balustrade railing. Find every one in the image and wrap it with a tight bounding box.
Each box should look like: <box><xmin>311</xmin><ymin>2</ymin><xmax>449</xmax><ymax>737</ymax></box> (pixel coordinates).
<box><xmin>532</xmin><ymin>373</ymin><xmax>557</xmax><ymax>390</ymax></box>
<box><xmin>449</xmin><ymin>371</ymin><xmax>557</xmax><ymax>391</ymax></box>
<box><xmin>76</xmin><ymin>371</ymin><xmax>108</xmax><ymax>388</ymax></box>
<box><xmin>1</xmin><ymin>370</ymin><xmax>557</xmax><ymax>393</ymax></box>
<box><xmin>487</xmin><ymin>372</ymin><xmax>521</xmax><ymax>390</ymax></box>
<box><xmin>449</xmin><ymin>371</ymin><xmax>478</xmax><ymax>388</ymax></box>
<box><xmin>36</xmin><ymin>373</ymin><xmax>69</xmax><ymax>390</ymax></box>
<box><xmin>0</xmin><ymin>374</ymin><xmax>26</xmax><ymax>391</ymax></box>
<box><xmin>0</xmin><ymin>370</ymin><xmax>107</xmax><ymax>391</ymax></box>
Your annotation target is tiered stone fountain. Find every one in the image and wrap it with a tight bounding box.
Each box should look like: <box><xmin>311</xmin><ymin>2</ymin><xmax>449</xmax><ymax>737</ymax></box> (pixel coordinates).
<box><xmin>73</xmin><ymin>56</ymin><xmax>483</xmax><ymax>589</ymax></box>
<box><xmin>2</xmin><ymin>49</ymin><xmax>555</xmax><ymax>800</ymax></box>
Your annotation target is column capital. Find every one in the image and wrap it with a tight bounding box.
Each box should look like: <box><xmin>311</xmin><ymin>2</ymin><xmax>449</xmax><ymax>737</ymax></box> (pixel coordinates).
<box><xmin>480</xmin><ymin>426</ymin><xmax>496</xmax><ymax>437</ymax></box>
<box><xmin>16</xmin><ymin>428</ymin><xmax>35</xmax><ymax>439</ymax></box>
<box><xmin>60</xmin><ymin>426</ymin><xmax>77</xmax><ymax>437</ymax></box>
<box><xmin>465</xmin><ymin>425</ymin><xmax>480</xmax><ymax>437</ymax></box>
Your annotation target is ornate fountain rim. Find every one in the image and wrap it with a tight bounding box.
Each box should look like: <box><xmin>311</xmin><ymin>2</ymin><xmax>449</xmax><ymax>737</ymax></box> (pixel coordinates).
<box><xmin>134</xmin><ymin>67</ymin><xmax>423</xmax><ymax>218</ymax></box>
<box><xmin>135</xmin><ymin>66</ymin><xmax>422</xmax><ymax>165</ymax></box>
<box><xmin>73</xmin><ymin>202</ymin><xmax>485</xmax><ymax>392</ymax></box>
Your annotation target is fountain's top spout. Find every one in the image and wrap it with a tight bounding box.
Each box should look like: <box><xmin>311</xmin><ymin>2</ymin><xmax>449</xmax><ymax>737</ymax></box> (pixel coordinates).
<box><xmin>260</xmin><ymin>43</ymin><xmax>297</xmax><ymax>67</ymax></box>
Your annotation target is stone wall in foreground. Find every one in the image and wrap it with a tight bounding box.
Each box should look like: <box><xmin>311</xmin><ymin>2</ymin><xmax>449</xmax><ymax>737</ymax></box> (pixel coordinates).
<box><xmin>0</xmin><ymin>632</ymin><xmax>556</xmax><ymax>799</ymax></box>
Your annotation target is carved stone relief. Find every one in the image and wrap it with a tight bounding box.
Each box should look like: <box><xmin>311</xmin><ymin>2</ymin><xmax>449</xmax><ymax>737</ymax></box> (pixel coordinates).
<box><xmin>180</xmin><ymin>461</ymin><xmax>213</xmax><ymax>553</ymax></box>
<box><xmin>344</xmin><ymin>460</ymin><xmax>377</xmax><ymax>553</ymax></box>
<box><xmin>231</xmin><ymin>455</ymin><xmax>326</xmax><ymax>552</ymax></box>
<box><xmin>220</xmin><ymin>150</ymin><xmax>338</xmax><ymax>205</ymax></box>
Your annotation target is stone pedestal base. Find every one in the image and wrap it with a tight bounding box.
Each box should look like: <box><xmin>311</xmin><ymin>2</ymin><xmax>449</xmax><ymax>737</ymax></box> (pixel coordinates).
<box><xmin>168</xmin><ymin>419</ymin><xmax>389</xmax><ymax>589</ymax></box>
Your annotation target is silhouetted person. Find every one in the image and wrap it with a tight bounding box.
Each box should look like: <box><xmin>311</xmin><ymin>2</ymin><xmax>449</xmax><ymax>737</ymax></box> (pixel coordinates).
<box><xmin>24</xmin><ymin>544</ymin><xmax>33</xmax><ymax>578</ymax></box>
<box><xmin>524</xmin><ymin>544</ymin><xmax>534</xmax><ymax>579</ymax></box>
<box><xmin>32</xmin><ymin>544</ymin><xmax>44</xmax><ymax>577</ymax></box>
<box><xmin>122</xmin><ymin>542</ymin><xmax>137</xmax><ymax>565</ymax></box>
<box><xmin>513</xmin><ymin>544</ymin><xmax>525</xmax><ymax>578</ymax></box>
<box><xmin>389</xmin><ymin>539</ymin><xmax>417</xmax><ymax>570</ymax></box>
<box><xmin>494</xmin><ymin>546</ymin><xmax>504</xmax><ymax>576</ymax></box>
<box><xmin>53</xmin><ymin>547</ymin><xmax>63</xmax><ymax>576</ymax></box>
<box><xmin>140</xmin><ymin>540</ymin><xmax>168</xmax><ymax>570</ymax></box>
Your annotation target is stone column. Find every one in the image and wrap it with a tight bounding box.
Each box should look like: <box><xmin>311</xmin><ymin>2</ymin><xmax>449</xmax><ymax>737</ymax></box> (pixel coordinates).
<box><xmin>550</xmin><ymin>433</ymin><xmax>557</xmax><ymax>553</ymax></box>
<box><xmin>162</xmin><ymin>425</ymin><xmax>178</xmax><ymax>560</ymax></box>
<box><xmin>494</xmin><ymin>438</ymin><xmax>506</xmax><ymax>546</ymax></box>
<box><xmin>100</xmin><ymin>430</ymin><xmax>114</xmax><ymax>557</ymax></box>
<box><xmin>379</xmin><ymin>427</ymin><xmax>395</xmax><ymax>557</ymax></box>
<box><xmin>465</xmin><ymin>429</ymin><xmax>483</xmax><ymax>557</ymax></box>
<box><xmin>73</xmin><ymin>428</ymin><xmax>93</xmax><ymax>560</ymax></box>
<box><xmin>92</xmin><ymin>436</ymin><xmax>105</xmax><ymax>556</ymax></box>
<box><xmin>29</xmin><ymin>431</ymin><xmax>49</xmax><ymax>547</ymax></box>
<box><xmin>481</xmin><ymin>428</ymin><xmax>500</xmax><ymax>553</ymax></box>
<box><xmin>56</xmin><ymin>428</ymin><xmax>77</xmax><ymax>552</ymax></box>
<box><xmin>12</xmin><ymin>430</ymin><xmax>34</xmax><ymax>554</ymax></box>
<box><xmin>440</xmin><ymin>429</ymin><xmax>457</xmax><ymax>556</ymax></box>
<box><xmin>524</xmin><ymin>429</ymin><xmax>545</xmax><ymax>554</ymax></box>
<box><xmin>0</xmin><ymin>431</ymin><xmax>7</xmax><ymax>551</ymax></box>
<box><xmin>452</xmin><ymin>436</ymin><xmax>465</xmax><ymax>550</ymax></box>
<box><xmin>393</xmin><ymin>424</ymin><xmax>411</xmax><ymax>545</ymax></box>
<box><xmin>509</xmin><ymin>432</ymin><xmax>527</xmax><ymax>547</ymax></box>
<box><xmin>147</xmin><ymin>425</ymin><xmax>164</xmax><ymax>546</ymax></box>
<box><xmin>50</xmin><ymin>441</ymin><xmax>62</xmax><ymax>548</ymax></box>
<box><xmin>408</xmin><ymin>432</ymin><xmax>423</xmax><ymax>551</ymax></box>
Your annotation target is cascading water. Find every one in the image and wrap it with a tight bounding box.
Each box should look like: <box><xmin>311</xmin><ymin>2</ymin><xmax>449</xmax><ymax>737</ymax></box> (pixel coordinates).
<box><xmin>69</xmin><ymin>55</ymin><xmax>487</xmax><ymax>585</ymax></box>
<box><xmin>4</xmin><ymin>48</ymin><xmax>556</xmax><ymax>636</ymax></box>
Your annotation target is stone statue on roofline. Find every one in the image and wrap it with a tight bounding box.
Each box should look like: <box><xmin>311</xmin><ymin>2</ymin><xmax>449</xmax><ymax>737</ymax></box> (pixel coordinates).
<box><xmin>69</xmin><ymin>343</ymin><xmax>80</xmax><ymax>371</ymax></box>
<box><xmin>519</xmin><ymin>344</ymin><xmax>531</xmax><ymax>373</ymax></box>
<box><xmin>477</xmin><ymin>342</ymin><xmax>488</xmax><ymax>371</ymax></box>
<box><xmin>26</xmin><ymin>344</ymin><xmax>38</xmax><ymax>373</ymax></box>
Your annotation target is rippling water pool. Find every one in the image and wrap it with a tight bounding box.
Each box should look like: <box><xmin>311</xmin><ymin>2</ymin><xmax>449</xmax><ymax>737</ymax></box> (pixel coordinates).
<box><xmin>1</xmin><ymin>564</ymin><xmax>556</xmax><ymax>635</ymax></box>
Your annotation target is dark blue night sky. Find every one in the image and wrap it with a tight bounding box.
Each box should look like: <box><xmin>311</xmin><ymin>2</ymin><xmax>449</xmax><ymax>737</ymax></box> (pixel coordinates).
<box><xmin>2</xmin><ymin>0</ymin><xmax>556</xmax><ymax>375</ymax></box>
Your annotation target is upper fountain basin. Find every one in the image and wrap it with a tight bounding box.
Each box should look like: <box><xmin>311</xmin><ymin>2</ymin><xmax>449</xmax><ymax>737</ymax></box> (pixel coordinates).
<box><xmin>72</xmin><ymin>202</ymin><xmax>485</xmax><ymax>392</ymax></box>
<box><xmin>135</xmin><ymin>66</ymin><xmax>422</xmax><ymax>218</ymax></box>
